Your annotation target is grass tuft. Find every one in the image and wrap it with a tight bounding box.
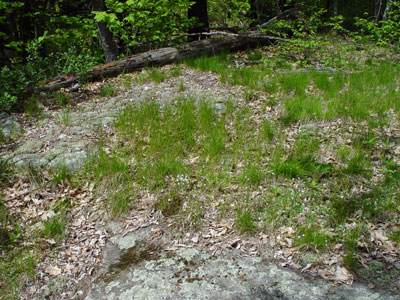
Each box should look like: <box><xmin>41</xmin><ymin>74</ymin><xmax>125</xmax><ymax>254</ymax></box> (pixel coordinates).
<box><xmin>100</xmin><ymin>82</ymin><xmax>118</xmax><ymax>97</ymax></box>
<box><xmin>235</xmin><ymin>209</ymin><xmax>257</xmax><ymax>233</ymax></box>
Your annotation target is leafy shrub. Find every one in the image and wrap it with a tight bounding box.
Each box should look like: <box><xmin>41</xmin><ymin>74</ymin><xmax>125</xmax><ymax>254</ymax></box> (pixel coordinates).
<box><xmin>0</xmin><ymin>34</ymin><xmax>101</xmax><ymax>112</ymax></box>
<box><xmin>353</xmin><ymin>5</ymin><xmax>400</xmax><ymax>45</ymax></box>
<box><xmin>94</xmin><ymin>0</ymin><xmax>194</xmax><ymax>54</ymax></box>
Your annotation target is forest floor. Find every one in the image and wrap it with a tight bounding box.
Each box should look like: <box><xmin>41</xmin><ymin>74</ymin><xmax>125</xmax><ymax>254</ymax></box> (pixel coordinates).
<box><xmin>1</xmin><ymin>37</ymin><xmax>400</xmax><ymax>299</ymax></box>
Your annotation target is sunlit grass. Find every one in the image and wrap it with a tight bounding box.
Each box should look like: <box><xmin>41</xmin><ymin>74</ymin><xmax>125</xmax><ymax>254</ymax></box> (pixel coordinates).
<box><xmin>3</xmin><ymin>40</ymin><xmax>399</xmax><ymax>298</ymax></box>
<box><xmin>80</xmin><ymin>41</ymin><xmax>400</xmax><ymax>286</ymax></box>
<box><xmin>185</xmin><ymin>51</ymin><xmax>400</xmax><ymax>127</ymax></box>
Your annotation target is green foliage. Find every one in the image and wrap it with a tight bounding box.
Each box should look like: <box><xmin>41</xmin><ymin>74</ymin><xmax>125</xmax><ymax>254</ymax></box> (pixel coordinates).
<box><xmin>94</xmin><ymin>0</ymin><xmax>193</xmax><ymax>53</ymax></box>
<box><xmin>208</xmin><ymin>0</ymin><xmax>250</xmax><ymax>26</ymax></box>
<box><xmin>0</xmin><ymin>35</ymin><xmax>100</xmax><ymax>112</ymax></box>
<box><xmin>354</xmin><ymin>4</ymin><xmax>400</xmax><ymax>45</ymax></box>
<box><xmin>0</xmin><ymin>66</ymin><xmax>25</xmax><ymax>111</ymax></box>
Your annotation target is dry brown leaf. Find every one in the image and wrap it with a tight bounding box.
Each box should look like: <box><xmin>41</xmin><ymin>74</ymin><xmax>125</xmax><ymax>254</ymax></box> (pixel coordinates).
<box><xmin>44</xmin><ymin>239</ymin><xmax>56</xmax><ymax>245</ymax></box>
<box><xmin>371</xmin><ymin>229</ymin><xmax>389</xmax><ymax>244</ymax></box>
<box><xmin>333</xmin><ymin>266</ymin><xmax>353</xmax><ymax>284</ymax></box>
<box><xmin>45</xmin><ymin>265</ymin><xmax>62</xmax><ymax>276</ymax></box>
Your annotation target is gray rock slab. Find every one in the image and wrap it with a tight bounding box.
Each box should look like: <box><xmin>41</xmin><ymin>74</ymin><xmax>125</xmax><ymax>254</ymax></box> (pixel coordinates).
<box><xmin>85</xmin><ymin>247</ymin><xmax>398</xmax><ymax>300</ymax></box>
<box><xmin>109</xmin><ymin>227</ymin><xmax>157</xmax><ymax>251</ymax></box>
<box><xmin>69</xmin><ymin>126</ymin><xmax>91</xmax><ymax>136</ymax></box>
<box><xmin>14</xmin><ymin>140</ymin><xmax>44</xmax><ymax>155</ymax></box>
<box><xmin>12</xmin><ymin>153</ymin><xmax>48</xmax><ymax>168</ymax></box>
<box><xmin>86</xmin><ymin>224</ymin><xmax>399</xmax><ymax>300</ymax></box>
<box><xmin>0</xmin><ymin>112</ymin><xmax>23</xmax><ymax>140</ymax></box>
<box><xmin>48</xmin><ymin>150</ymin><xmax>88</xmax><ymax>170</ymax></box>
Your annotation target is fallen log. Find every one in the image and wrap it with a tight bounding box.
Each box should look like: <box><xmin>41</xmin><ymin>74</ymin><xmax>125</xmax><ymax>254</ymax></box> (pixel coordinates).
<box><xmin>40</xmin><ymin>32</ymin><xmax>288</xmax><ymax>92</ymax></box>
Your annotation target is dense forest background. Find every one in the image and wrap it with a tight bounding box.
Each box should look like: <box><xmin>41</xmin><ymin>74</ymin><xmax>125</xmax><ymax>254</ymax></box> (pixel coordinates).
<box><xmin>0</xmin><ymin>0</ymin><xmax>399</xmax><ymax>111</ymax></box>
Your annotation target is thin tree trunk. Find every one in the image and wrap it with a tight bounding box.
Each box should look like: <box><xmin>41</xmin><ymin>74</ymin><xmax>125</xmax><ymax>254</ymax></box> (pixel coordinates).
<box><xmin>249</xmin><ymin>0</ymin><xmax>261</xmax><ymax>23</ymax></box>
<box><xmin>383</xmin><ymin>0</ymin><xmax>393</xmax><ymax>20</ymax></box>
<box><xmin>188</xmin><ymin>0</ymin><xmax>209</xmax><ymax>41</ymax></box>
<box><xmin>91</xmin><ymin>0</ymin><xmax>118</xmax><ymax>63</ymax></box>
<box><xmin>375</xmin><ymin>0</ymin><xmax>383</xmax><ymax>23</ymax></box>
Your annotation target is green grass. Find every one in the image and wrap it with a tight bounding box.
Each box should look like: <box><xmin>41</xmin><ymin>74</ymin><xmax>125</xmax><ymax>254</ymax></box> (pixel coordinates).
<box><xmin>185</xmin><ymin>51</ymin><xmax>400</xmax><ymax>127</ymax></box>
<box><xmin>342</xmin><ymin>225</ymin><xmax>369</xmax><ymax>269</ymax></box>
<box><xmin>261</xmin><ymin>188</ymin><xmax>306</xmax><ymax>229</ymax></box>
<box><xmin>178</xmin><ymin>80</ymin><xmax>185</xmax><ymax>91</ymax></box>
<box><xmin>389</xmin><ymin>231</ymin><xmax>400</xmax><ymax>244</ymax></box>
<box><xmin>24</xmin><ymin>97</ymin><xmax>43</xmax><ymax>120</ymax></box>
<box><xmin>294</xmin><ymin>225</ymin><xmax>332</xmax><ymax>250</ymax></box>
<box><xmin>0</xmin><ymin>247</ymin><xmax>36</xmax><ymax>300</ymax></box>
<box><xmin>121</xmin><ymin>74</ymin><xmax>134</xmax><ymax>89</ymax></box>
<box><xmin>84</xmin><ymin>146</ymin><xmax>135</xmax><ymax>214</ymax></box>
<box><xmin>52</xmin><ymin>164</ymin><xmax>70</xmax><ymax>185</ymax></box>
<box><xmin>281</xmin><ymin>95</ymin><xmax>324</xmax><ymax>124</ymax></box>
<box><xmin>185</xmin><ymin>53</ymin><xmax>230</xmax><ymax>73</ymax></box>
<box><xmin>51</xmin><ymin>46</ymin><xmax>400</xmax><ymax>276</ymax></box>
<box><xmin>2</xmin><ymin>40</ymin><xmax>396</xmax><ymax>298</ymax></box>
<box><xmin>279</xmin><ymin>72</ymin><xmax>311</xmax><ymax>96</ymax></box>
<box><xmin>100</xmin><ymin>82</ymin><xmax>118</xmax><ymax>97</ymax></box>
<box><xmin>235</xmin><ymin>209</ymin><xmax>257</xmax><ymax>233</ymax></box>
<box><xmin>171</xmin><ymin>65</ymin><xmax>183</xmax><ymax>77</ymax></box>
<box><xmin>271</xmin><ymin>133</ymin><xmax>325</xmax><ymax>178</ymax></box>
<box><xmin>54</xmin><ymin>91</ymin><xmax>71</xmax><ymax>106</ymax></box>
<box><xmin>41</xmin><ymin>214</ymin><xmax>67</xmax><ymax>240</ymax></box>
<box><xmin>149</xmin><ymin>68</ymin><xmax>166</xmax><ymax>83</ymax></box>
<box><xmin>0</xmin><ymin>166</ymin><xmax>38</xmax><ymax>300</ymax></box>
<box><xmin>134</xmin><ymin>67</ymin><xmax>176</xmax><ymax>85</ymax></box>
<box><xmin>56</xmin><ymin>108</ymin><xmax>72</xmax><ymax>126</ymax></box>
<box><xmin>260</xmin><ymin>120</ymin><xmax>276</xmax><ymax>142</ymax></box>
<box><xmin>155</xmin><ymin>190</ymin><xmax>183</xmax><ymax>217</ymax></box>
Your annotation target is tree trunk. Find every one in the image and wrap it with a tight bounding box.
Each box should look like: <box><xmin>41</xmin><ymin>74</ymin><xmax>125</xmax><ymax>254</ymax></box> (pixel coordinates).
<box><xmin>333</xmin><ymin>0</ymin><xmax>338</xmax><ymax>16</ymax></box>
<box><xmin>375</xmin><ymin>0</ymin><xmax>383</xmax><ymax>23</ymax></box>
<box><xmin>91</xmin><ymin>0</ymin><xmax>118</xmax><ymax>63</ymax></box>
<box><xmin>188</xmin><ymin>0</ymin><xmax>209</xmax><ymax>41</ymax></box>
<box><xmin>39</xmin><ymin>33</ymin><xmax>287</xmax><ymax>92</ymax></box>
<box><xmin>249</xmin><ymin>0</ymin><xmax>261</xmax><ymax>23</ymax></box>
<box><xmin>383</xmin><ymin>0</ymin><xmax>393</xmax><ymax>20</ymax></box>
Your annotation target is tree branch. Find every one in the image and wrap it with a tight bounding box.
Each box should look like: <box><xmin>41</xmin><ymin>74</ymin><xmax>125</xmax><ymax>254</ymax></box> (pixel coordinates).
<box><xmin>259</xmin><ymin>8</ymin><xmax>300</xmax><ymax>29</ymax></box>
